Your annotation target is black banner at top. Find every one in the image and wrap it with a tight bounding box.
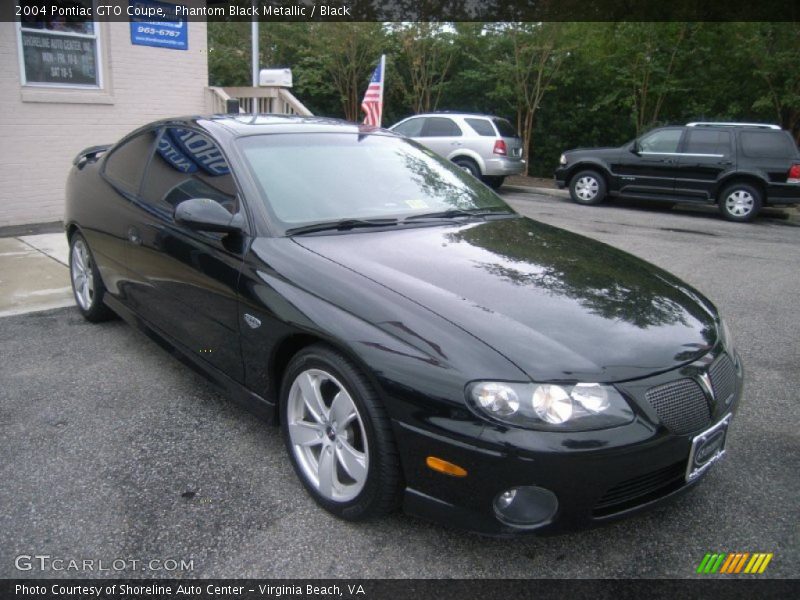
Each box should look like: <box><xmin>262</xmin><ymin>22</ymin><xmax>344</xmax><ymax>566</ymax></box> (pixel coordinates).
<box><xmin>5</xmin><ymin>0</ymin><xmax>800</xmax><ymax>22</ymax></box>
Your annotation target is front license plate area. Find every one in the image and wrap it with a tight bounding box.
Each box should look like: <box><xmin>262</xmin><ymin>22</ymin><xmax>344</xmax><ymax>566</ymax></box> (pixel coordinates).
<box><xmin>686</xmin><ymin>414</ymin><xmax>731</xmax><ymax>482</ymax></box>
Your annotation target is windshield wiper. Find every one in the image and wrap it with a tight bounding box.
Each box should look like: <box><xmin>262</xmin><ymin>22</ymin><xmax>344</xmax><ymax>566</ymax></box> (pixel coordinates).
<box><xmin>285</xmin><ymin>218</ymin><xmax>399</xmax><ymax>236</ymax></box>
<box><xmin>403</xmin><ymin>207</ymin><xmax>514</xmax><ymax>222</ymax></box>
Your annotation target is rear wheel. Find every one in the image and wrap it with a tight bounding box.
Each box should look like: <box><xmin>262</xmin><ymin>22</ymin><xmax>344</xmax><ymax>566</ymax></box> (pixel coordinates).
<box><xmin>280</xmin><ymin>344</ymin><xmax>402</xmax><ymax>521</ymax></box>
<box><xmin>483</xmin><ymin>175</ymin><xmax>505</xmax><ymax>190</ymax></box>
<box><xmin>69</xmin><ymin>232</ymin><xmax>114</xmax><ymax>322</ymax></box>
<box><xmin>452</xmin><ymin>157</ymin><xmax>480</xmax><ymax>179</ymax></box>
<box><xmin>718</xmin><ymin>183</ymin><xmax>762</xmax><ymax>222</ymax></box>
<box><xmin>569</xmin><ymin>170</ymin><xmax>607</xmax><ymax>205</ymax></box>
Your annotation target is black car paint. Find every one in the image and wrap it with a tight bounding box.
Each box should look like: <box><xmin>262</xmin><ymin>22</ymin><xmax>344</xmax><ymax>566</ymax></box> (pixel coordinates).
<box><xmin>555</xmin><ymin>126</ymin><xmax>800</xmax><ymax>206</ymax></box>
<box><xmin>65</xmin><ymin>116</ymin><xmax>742</xmax><ymax>535</ymax></box>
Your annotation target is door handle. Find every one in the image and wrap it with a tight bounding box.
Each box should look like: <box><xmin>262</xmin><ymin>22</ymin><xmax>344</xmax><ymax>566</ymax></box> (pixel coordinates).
<box><xmin>127</xmin><ymin>226</ymin><xmax>142</xmax><ymax>246</ymax></box>
<box><xmin>451</xmin><ymin>142</ymin><xmax>462</xmax><ymax>146</ymax></box>
<box><xmin>718</xmin><ymin>161</ymin><xmax>733</xmax><ymax>166</ymax></box>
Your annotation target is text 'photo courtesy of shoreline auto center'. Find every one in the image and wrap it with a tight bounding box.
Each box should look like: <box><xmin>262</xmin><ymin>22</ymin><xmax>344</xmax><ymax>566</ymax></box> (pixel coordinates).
<box><xmin>0</xmin><ymin>1</ymin><xmax>798</xmax><ymax>599</ymax></box>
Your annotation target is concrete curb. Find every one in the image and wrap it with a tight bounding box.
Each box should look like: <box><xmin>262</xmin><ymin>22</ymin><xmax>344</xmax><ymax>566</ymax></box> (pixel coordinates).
<box><xmin>502</xmin><ymin>184</ymin><xmax>569</xmax><ymax>199</ymax></box>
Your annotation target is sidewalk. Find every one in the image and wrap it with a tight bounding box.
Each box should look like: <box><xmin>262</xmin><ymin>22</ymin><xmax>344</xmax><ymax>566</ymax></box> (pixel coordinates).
<box><xmin>0</xmin><ymin>232</ymin><xmax>73</xmax><ymax>317</ymax></box>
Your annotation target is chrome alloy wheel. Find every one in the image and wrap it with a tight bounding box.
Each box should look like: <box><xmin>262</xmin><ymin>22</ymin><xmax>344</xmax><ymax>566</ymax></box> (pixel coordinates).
<box><xmin>575</xmin><ymin>176</ymin><xmax>600</xmax><ymax>202</ymax></box>
<box><xmin>724</xmin><ymin>190</ymin><xmax>755</xmax><ymax>217</ymax></box>
<box><xmin>70</xmin><ymin>238</ymin><xmax>95</xmax><ymax>311</ymax></box>
<box><xmin>286</xmin><ymin>369</ymin><xmax>369</xmax><ymax>502</ymax></box>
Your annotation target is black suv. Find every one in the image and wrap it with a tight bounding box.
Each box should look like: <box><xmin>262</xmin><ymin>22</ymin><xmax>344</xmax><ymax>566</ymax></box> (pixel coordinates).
<box><xmin>555</xmin><ymin>122</ymin><xmax>800</xmax><ymax>222</ymax></box>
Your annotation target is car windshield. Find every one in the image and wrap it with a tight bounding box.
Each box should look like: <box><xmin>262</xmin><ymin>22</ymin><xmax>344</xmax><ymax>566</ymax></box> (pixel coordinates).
<box><xmin>236</xmin><ymin>132</ymin><xmax>512</xmax><ymax>233</ymax></box>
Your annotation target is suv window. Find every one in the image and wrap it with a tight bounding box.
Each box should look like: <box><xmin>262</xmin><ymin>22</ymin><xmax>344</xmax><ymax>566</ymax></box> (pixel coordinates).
<box><xmin>393</xmin><ymin>117</ymin><xmax>424</xmax><ymax>138</ymax></box>
<box><xmin>684</xmin><ymin>129</ymin><xmax>732</xmax><ymax>155</ymax></box>
<box><xmin>493</xmin><ymin>118</ymin><xmax>518</xmax><ymax>138</ymax></box>
<box><xmin>639</xmin><ymin>129</ymin><xmax>683</xmax><ymax>153</ymax></box>
<box><xmin>104</xmin><ymin>130</ymin><xmax>157</xmax><ymax>193</ymax></box>
<box><xmin>740</xmin><ymin>131</ymin><xmax>796</xmax><ymax>158</ymax></box>
<box><xmin>465</xmin><ymin>118</ymin><xmax>496</xmax><ymax>137</ymax></box>
<box><xmin>421</xmin><ymin>117</ymin><xmax>462</xmax><ymax>137</ymax></box>
<box><xmin>142</xmin><ymin>127</ymin><xmax>238</xmax><ymax>215</ymax></box>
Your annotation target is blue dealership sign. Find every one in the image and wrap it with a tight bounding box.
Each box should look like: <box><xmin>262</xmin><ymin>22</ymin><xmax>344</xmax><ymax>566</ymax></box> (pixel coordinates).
<box><xmin>129</xmin><ymin>1</ymin><xmax>188</xmax><ymax>51</ymax></box>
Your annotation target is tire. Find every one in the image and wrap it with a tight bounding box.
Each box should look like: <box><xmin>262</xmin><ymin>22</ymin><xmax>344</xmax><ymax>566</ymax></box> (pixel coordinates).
<box><xmin>483</xmin><ymin>175</ymin><xmax>505</xmax><ymax>190</ymax></box>
<box><xmin>718</xmin><ymin>182</ymin><xmax>762</xmax><ymax>222</ymax></box>
<box><xmin>569</xmin><ymin>170</ymin><xmax>607</xmax><ymax>205</ymax></box>
<box><xmin>280</xmin><ymin>344</ymin><xmax>402</xmax><ymax>521</ymax></box>
<box><xmin>452</xmin><ymin>157</ymin><xmax>480</xmax><ymax>179</ymax></box>
<box><xmin>69</xmin><ymin>232</ymin><xmax>114</xmax><ymax>322</ymax></box>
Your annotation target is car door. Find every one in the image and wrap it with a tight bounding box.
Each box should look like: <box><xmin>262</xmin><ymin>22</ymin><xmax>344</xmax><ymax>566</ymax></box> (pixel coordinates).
<box><xmin>124</xmin><ymin>125</ymin><xmax>247</xmax><ymax>382</ymax></box>
<box><xmin>613</xmin><ymin>127</ymin><xmax>685</xmax><ymax>198</ymax></box>
<box><xmin>674</xmin><ymin>128</ymin><xmax>735</xmax><ymax>201</ymax></box>
<box><xmin>418</xmin><ymin>116</ymin><xmax>464</xmax><ymax>158</ymax></box>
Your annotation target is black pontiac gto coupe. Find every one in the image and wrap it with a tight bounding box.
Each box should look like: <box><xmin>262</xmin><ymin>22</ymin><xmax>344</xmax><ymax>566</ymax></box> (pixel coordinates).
<box><xmin>65</xmin><ymin>115</ymin><xmax>743</xmax><ymax>535</ymax></box>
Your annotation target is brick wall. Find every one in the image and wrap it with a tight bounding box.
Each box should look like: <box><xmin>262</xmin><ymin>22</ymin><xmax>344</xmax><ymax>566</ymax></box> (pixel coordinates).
<box><xmin>0</xmin><ymin>20</ymin><xmax>208</xmax><ymax>226</ymax></box>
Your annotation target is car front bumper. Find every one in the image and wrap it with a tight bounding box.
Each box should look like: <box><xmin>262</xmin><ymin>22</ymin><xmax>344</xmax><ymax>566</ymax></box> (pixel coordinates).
<box><xmin>554</xmin><ymin>166</ymin><xmax>569</xmax><ymax>188</ymax></box>
<box><xmin>390</xmin><ymin>351</ymin><xmax>743</xmax><ymax>536</ymax></box>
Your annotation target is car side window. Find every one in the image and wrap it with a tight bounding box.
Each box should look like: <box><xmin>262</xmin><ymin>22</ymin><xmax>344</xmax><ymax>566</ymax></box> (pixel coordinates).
<box><xmin>421</xmin><ymin>117</ymin><xmax>462</xmax><ymax>137</ymax></box>
<box><xmin>684</xmin><ymin>130</ymin><xmax>732</xmax><ymax>156</ymax></box>
<box><xmin>103</xmin><ymin>130</ymin><xmax>158</xmax><ymax>194</ymax></box>
<box><xmin>393</xmin><ymin>118</ymin><xmax>424</xmax><ymax>137</ymax></box>
<box><xmin>141</xmin><ymin>128</ymin><xmax>239</xmax><ymax>216</ymax></box>
<box><xmin>639</xmin><ymin>129</ymin><xmax>683</xmax><ymax>154</ymax></box>
<box><xmin>740</xmin><ymin>131</ymin><xmax>795</xmax><ymax>158</ymax></box>
<box><xmin>465</xmin><ymin>118</ymin><xmax>496</xmax><ymax>137</ymax></box>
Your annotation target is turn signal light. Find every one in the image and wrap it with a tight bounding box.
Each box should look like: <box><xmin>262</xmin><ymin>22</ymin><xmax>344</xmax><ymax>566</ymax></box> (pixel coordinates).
<box><xmin>426</xmin><ymin>456</ymin><xmax>467</xmax><ymax>477</ymax></box>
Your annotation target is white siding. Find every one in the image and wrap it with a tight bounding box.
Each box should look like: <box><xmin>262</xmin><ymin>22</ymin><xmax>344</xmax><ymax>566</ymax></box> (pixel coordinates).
<box><xmin>0</xmin><ymin>20</ymin><xmax>208</xmax><ymax>226</ymax></box>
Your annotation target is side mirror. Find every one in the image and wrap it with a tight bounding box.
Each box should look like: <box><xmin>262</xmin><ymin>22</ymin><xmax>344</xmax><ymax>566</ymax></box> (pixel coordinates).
<box><xmin>631</xmin><ymin>140</ymin><xmax>641</xmax><ymax>155</ymax></box>
<box><xmin>174</xmin><ymin>198</ymin><xmax>243</xmax><ymax>233</ymax></box>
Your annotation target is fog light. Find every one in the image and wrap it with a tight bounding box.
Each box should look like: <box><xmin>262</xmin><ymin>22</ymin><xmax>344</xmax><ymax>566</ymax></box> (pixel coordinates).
<box><xmin>493</xmin><ymin>486</ymin><xmax>558</xmax><ymax>528</ymax></box>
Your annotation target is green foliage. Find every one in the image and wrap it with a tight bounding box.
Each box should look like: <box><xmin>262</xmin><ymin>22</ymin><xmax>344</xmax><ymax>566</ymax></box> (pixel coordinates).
<box><xmin>208</xmin><ymin>22</ymin><xmax>800</xmax><ymax>176</ymax></box>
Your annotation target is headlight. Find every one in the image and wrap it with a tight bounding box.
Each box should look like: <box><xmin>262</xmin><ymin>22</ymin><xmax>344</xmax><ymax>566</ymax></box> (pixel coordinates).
<box><xmin>468</xmin><ymin>381</ymin><xmax>633</xmax><ymax>431</ymax></box>
<box><xmin>559</xmin><ymin>153</ymin><xmax>567</xmax><ymax>165</ymax></box>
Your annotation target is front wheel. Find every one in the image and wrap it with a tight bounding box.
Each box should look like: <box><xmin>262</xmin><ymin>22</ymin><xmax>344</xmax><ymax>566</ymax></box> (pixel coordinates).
<box><xmin>280</xmin><ymin>345</ymin><xmax>402</xmax><ymax>521</ymax></box>
<box><xmin>69</xmin><ymin>232</ymin><xmax>114</xmax><ymax>322</ymax></box>
<box><xmin>569</xmin><ymin>170</ymin><xmax>607</xmax><ymax>205</ymax></box>
<box><xmin>718</xmin><ymin>183</ymin><xmax>762</xmax><ymax>222</ymax></box>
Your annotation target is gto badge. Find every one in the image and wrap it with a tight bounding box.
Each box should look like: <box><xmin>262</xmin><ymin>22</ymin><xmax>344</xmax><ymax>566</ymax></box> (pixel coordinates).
<box><xmin>243</xmin><ymin>313</ymin><xmax>261</xmax><ymax>329</ymax></box>
<box><xmin>697</xmin><ymin>371</ymin><xmax>715</xmax><ymax>402</ymax></box>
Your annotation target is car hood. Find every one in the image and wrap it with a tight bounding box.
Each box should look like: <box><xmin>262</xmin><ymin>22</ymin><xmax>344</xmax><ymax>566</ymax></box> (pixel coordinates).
<box><xmin>292</xmin><ymin>217</ymin><xmax>718</xmax><ymax>383</ymax></box>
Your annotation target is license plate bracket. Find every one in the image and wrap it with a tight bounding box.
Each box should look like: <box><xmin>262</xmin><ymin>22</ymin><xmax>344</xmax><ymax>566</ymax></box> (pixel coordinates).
<box><xmin>686</xmin><ymin>414</ymin><xmax>731</xmax><ymax>482</ymax></box>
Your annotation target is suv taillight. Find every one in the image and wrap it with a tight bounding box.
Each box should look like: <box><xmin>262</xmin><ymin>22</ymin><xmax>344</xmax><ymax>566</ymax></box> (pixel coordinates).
<box><xmin>788</xmin><ymin>164</ymin><xmax>800</xmax><ymax>184</ymax></box>
<box><xmin>493</xmin><ymin>140</ymin><xmax>507</xmax><ymax>156</ymax></box>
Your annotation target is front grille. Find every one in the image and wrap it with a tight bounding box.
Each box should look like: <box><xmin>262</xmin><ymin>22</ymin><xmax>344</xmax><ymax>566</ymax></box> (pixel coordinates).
<box><xmin>645</xmin><ymin>378</ymin><xmax>710</xmax><ymax>434</ymax></box>
<box><xmin>709</xmin><ymin>353</ymin><xmax>736</xmax><ymax>406</ymax></box>
<box><xmin>593</xmin><ymin>461</ymin><xmax>686</xmax><ymax>517</ymax></box>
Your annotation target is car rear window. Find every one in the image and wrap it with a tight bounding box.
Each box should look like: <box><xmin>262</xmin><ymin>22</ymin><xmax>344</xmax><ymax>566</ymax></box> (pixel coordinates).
<box><xmin>392</xmin><ymin>118</ymin><xmax>424</xmax><ymax>138</ymax></box>
<box><xmin>740</xmin><ymin>131</ymin><xmax>796</xmax><ymax>159</ymax></box>
<box><xmin>493</xmin><ymin>118</ymin><xmax>518</xmax><ymax>138</ymax></box>
<box><xmin>684</xmin><ymin>130</ymin><xmax>732</xmax><ymax>155</ymax></box>
<box><xmin>465</xmin><ymin>118</ymin><xmax>496</xmax><ymax>137</ymax></box>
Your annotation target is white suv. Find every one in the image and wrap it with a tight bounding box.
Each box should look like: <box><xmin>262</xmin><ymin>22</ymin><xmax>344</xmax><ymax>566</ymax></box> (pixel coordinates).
<box><xmin>389</xmin><ymin>113</ymin><xmax>526</xmax><ymax>189</ymax></box>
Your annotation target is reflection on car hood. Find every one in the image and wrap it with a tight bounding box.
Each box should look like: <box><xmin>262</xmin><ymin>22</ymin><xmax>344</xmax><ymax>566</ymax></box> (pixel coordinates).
<box><xmin>293</xmin><ymin>217</ymin><xmax>718</xmax><ymax>382</ymax></box>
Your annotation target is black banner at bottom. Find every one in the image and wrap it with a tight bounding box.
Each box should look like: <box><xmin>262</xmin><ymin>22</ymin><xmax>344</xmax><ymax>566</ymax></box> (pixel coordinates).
<box><xmin>2</xmin><ymin>579</ymin><xmax>798</xmax><ymax>600</ymax></box>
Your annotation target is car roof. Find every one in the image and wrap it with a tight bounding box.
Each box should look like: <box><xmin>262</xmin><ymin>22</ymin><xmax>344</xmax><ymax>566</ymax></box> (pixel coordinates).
<box><xmin>408</xmin><ymin>112</ymin><xmax>504</xmax><ymax>119</ymax></box>
<box><xmin>139</xmin><ymin>114</ymin><xmax>395</xmax><ymax>138</ymax></box>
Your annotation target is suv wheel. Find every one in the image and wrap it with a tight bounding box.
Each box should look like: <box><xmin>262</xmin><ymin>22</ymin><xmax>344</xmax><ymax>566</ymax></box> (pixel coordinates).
<box><xmin>483</xmin><ymin>176</ymin><xmax>505</xmax><ymax>190</ymax></box>
<box><xmin>719</xmin><ymin>183</ymin><xmax>762</xmax><ymax>222</ymax></box>
<box><xmin>569</xmin><ymin>170</ymin><xmax>606</xmax><ymax>205</ymax></box>
<box><xmin>452</xmin><ymin>157</ymin><xmax>480</xmax><ymax>178</ymax></box>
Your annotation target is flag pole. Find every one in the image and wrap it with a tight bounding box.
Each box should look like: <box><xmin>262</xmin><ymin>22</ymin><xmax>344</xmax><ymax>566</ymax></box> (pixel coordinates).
<box><xmin>378</xmin><ymin>54</ymin><xmax>386</xmax><ymax>127</ymax></box>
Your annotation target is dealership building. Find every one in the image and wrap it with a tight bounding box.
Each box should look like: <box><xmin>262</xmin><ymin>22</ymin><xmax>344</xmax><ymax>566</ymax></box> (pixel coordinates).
<box><xmin>0</xmin><ymin>3</ymin><xmax>309</xmax><ymax>227</ymax></box>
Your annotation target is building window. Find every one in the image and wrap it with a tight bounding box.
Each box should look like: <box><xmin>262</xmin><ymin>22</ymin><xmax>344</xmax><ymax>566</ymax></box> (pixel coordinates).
<box><xmin>17</xmin><ymin>1</ymin><xmax>100</xmax><ymax>88</ymax></box>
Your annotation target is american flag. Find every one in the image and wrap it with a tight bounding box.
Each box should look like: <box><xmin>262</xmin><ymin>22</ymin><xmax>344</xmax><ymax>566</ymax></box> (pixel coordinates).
<box><xmin>361</xmin><ymin>55</ymin><xmax>385</xmax><ymax>127</ymax></box>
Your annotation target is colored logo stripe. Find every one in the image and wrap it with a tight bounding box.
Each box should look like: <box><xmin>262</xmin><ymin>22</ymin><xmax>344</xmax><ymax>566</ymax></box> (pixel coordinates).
<box><xmin>697</xmin><ymin>552</ymin><xmax>773</xmax><ymax>574</ymax></box>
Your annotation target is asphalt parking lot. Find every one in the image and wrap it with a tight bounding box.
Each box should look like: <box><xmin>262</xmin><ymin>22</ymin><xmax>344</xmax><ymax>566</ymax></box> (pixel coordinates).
<box><xmin>1</xmin><ymin>191</ymin><xmax>798</xmax><ymax>579</ymax></box>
